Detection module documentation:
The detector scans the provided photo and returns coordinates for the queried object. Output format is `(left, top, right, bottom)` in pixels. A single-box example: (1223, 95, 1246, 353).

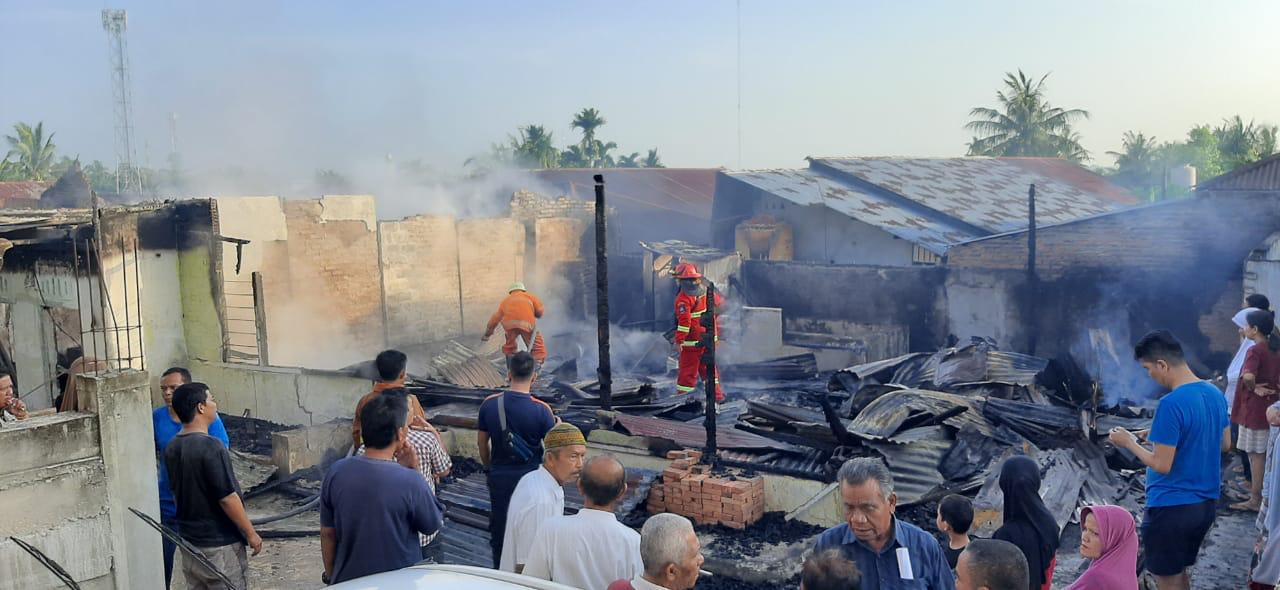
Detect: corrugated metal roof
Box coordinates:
(1197, 153, 1280, 191)
(638, 240, 739, 262)
(725, 168, 978, 255)
(985, 351, 1049, 385)
(811, 157, 1130, 235)
(867, 433, 951, 505)
(532, 168, 719, 219)
(848, 389, 995, 440)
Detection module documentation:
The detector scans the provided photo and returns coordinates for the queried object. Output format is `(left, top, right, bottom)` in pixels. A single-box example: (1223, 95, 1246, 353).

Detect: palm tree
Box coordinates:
(617, 152, 642, 168)
(643, 148, 664, 168)
(1107, 131, 1160, 198)
(4, 122, 58, 180)
(512, 125, 560, 169)
(965, 71, 1090, 161)
(1214, 116, 1259, 171)
(571, 108, 606, 145)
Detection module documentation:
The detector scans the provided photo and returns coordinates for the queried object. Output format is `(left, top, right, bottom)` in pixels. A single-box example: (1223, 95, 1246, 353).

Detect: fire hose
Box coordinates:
(246, 445, 353, 529)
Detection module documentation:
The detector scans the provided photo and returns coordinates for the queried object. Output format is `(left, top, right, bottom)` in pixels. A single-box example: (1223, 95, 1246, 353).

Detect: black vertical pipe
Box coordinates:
(593, 174, 612, 409)
(702, 280, 718, 464)
(1027, 183, 1038, 355)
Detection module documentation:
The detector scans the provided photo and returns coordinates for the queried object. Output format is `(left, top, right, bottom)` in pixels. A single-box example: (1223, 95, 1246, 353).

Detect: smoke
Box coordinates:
(1068, 283, 1162, 406)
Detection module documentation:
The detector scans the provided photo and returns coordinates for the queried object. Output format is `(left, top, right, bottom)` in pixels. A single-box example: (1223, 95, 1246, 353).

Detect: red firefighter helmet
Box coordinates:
(673, 262, 702, 279)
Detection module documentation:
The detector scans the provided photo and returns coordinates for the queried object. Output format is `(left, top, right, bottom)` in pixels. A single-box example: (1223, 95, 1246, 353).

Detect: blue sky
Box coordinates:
(2, 0, 1279, 180)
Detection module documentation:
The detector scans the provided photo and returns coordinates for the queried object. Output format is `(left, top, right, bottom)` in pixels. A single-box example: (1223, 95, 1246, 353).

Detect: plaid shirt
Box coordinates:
(358, 428, 452, 546)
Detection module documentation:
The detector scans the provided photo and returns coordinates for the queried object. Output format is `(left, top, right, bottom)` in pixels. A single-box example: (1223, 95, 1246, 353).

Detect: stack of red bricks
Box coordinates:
(646, 449, 765, 530)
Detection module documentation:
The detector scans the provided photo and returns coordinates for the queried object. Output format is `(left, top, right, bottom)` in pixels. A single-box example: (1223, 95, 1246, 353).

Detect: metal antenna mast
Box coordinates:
(102, 9, 143, 195)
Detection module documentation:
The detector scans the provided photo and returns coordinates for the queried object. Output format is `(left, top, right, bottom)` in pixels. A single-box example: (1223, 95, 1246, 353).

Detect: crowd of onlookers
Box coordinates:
(98, 290, 1280, 588)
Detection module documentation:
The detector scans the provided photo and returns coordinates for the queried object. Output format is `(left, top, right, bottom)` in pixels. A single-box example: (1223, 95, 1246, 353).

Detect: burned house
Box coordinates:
(947, 154, 1280, 384)
(712, 157, 1137, 265)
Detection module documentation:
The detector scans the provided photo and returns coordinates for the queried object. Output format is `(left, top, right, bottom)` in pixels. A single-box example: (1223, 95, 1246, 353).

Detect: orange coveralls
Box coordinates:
(674, 290, 724, 402)
(484, 291, 547, 363)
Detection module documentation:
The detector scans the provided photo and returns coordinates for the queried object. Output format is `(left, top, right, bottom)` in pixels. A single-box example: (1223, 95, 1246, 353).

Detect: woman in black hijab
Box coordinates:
(993, 455, 1061, 590)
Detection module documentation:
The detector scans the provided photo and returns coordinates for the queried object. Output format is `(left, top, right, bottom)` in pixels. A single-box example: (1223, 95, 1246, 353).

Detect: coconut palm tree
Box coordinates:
(1107, 131, 1160, 198)
(571, 108, 606, 145)
(643, 148, 664, 168)
(4, 122, 58, 180)
(617, 152, 642, 168)
(513, 125, 560, 169)
(965, 71, 1090, 161)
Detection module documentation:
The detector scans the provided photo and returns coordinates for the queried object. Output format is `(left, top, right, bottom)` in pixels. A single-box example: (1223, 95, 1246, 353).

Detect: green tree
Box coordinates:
(643, 148, 664, 168)
(4, 122, 59, 180)
(617, 152, 641, 168)
(1107, 131, 1160, 198)
(81, 160, 117, 193)
(965, 70, 1090, 161)
(568, 107, 618, 167)
(512, 125, 561, 169)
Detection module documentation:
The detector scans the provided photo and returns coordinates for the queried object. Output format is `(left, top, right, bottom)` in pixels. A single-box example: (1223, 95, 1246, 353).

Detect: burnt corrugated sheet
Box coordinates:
(848, 389, 994, 440)
(615, 413, 804, 453)
(867, 430, 952, 506)
(432, 342, 507, 388)
(718, 446, 832, 480)
(985, 351, 1049, 385)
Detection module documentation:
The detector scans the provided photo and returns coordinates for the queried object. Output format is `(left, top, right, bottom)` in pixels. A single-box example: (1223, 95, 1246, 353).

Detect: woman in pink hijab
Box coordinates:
(1066, 505, 1138, 590)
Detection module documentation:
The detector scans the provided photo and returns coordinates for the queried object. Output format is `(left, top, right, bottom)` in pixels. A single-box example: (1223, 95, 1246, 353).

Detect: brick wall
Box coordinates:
(379, 215, 464, 346)
(282, 197, 385, 357)
(510, 190, 597, 222)
(533, 217, 586, 292)
(457, 218, 526, 336)
(947, 192, 1280, 366)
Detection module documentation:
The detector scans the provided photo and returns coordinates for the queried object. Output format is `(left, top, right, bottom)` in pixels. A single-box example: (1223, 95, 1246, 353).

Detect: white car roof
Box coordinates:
(327, 564, 584, 590)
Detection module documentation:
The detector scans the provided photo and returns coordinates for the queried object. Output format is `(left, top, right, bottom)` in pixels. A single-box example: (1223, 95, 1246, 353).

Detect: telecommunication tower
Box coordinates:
(102, 9, 144, 195)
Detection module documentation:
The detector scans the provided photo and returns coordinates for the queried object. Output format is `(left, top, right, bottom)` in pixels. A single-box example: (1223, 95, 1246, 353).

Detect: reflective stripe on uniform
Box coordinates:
(690, 311, 704, 318)
(676, 384, 697, 393)
(676, 326, 691, 333)
(681, 341, 702, 347)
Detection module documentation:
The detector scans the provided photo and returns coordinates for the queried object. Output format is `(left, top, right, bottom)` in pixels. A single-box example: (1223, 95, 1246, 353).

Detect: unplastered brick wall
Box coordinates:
(458, 218, 525, 336)
(647, 449, 765, 530)
(534, 217, 586, 290)
(510, 190, 597, 222)
(282, 197, 385, 356)
(379, 215, 464, 346)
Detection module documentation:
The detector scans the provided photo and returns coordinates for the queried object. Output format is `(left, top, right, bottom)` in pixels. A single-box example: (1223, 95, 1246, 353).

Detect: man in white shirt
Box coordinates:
(609, 513, 704, 590)
(500, 422, 587, 573)
(523, 455, 642, 588)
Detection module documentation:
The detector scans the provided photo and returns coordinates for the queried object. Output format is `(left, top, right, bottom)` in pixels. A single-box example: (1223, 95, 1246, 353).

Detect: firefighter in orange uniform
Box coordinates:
(482, 282, 548, 364)
(672, 262, 724, 402)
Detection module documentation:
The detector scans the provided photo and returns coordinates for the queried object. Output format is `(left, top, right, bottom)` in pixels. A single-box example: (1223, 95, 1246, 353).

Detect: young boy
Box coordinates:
(937, 494, 974, 570)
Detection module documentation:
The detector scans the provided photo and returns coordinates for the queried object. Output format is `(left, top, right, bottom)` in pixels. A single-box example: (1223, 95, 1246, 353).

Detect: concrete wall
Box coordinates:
(740, 260, 948, 351)
(944, 269, 1025, 349)
(379, 215, 464, 346)
(192, 359, 371, 426)
(0, 370, 161, 590)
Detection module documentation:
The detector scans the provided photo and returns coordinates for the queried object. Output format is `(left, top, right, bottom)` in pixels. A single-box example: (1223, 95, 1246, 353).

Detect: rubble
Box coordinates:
(648, 449, 766, 530)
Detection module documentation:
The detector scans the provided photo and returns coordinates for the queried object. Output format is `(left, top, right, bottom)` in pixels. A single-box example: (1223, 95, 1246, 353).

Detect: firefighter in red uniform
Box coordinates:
(672, 262, 724, 402)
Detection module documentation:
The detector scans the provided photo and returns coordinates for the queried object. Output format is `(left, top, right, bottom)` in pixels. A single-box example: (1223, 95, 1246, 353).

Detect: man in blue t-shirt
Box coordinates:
(321, 392, 444, 585)
(1110, 330, 1230, 590)
(476, 351, 557, 568)
(153, 367, 229, 589)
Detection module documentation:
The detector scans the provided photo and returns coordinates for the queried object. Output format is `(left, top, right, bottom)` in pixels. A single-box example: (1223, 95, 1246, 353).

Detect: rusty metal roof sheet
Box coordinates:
(0, 181, 51, 204)
(848, 389, 995, 440)
(868, 433, 952, 506)
(614, 413, 803, 453)
(725, 168, 978, 255)
(811, 157, 1131, 235)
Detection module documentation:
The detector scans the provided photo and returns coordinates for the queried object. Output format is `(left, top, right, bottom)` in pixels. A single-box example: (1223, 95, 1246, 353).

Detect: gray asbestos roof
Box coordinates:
(726, 157, 1135, 254)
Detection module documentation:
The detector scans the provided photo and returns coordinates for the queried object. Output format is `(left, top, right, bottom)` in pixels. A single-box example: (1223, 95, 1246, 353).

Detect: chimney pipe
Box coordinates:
(594, 174, 612, 409)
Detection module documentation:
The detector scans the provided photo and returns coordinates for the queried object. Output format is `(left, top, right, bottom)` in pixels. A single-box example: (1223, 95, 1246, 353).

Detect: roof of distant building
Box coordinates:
(1197, 153, 1280, 192)
(530, 168, 719, 220)
(0, 181, 52, 205)
(723, 157, 1137, 254)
